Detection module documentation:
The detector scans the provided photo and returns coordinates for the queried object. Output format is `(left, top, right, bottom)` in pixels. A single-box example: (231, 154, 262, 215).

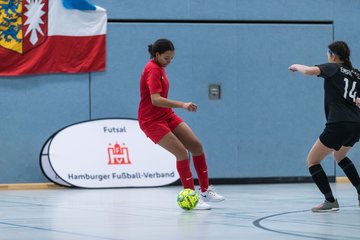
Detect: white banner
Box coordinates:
(40, 136, 72, 187)
(40, 119, 179, 188)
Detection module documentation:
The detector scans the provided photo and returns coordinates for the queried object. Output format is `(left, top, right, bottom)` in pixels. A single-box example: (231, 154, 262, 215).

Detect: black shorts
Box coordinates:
(319, 122, 360, 151)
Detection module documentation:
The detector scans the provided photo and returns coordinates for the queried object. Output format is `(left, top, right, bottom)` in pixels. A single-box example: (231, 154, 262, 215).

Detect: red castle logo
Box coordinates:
(107, 143, 131, 165)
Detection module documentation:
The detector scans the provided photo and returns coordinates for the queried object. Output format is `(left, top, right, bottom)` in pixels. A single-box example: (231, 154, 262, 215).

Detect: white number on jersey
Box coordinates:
(343, 78, 357, 101)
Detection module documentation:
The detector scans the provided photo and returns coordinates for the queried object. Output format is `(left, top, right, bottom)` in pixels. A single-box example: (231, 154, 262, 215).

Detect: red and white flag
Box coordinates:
(0, 0, 107, 76)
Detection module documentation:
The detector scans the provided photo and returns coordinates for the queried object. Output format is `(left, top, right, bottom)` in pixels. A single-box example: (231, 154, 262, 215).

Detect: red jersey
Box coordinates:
(138, 59, 174, 126)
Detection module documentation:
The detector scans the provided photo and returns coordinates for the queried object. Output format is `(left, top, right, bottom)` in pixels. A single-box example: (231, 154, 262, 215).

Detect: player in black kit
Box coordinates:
(289, 41, 360, 212)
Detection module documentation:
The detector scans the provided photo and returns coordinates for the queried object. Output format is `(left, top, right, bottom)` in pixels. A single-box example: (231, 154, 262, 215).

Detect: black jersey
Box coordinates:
(317, 63, 360, 123)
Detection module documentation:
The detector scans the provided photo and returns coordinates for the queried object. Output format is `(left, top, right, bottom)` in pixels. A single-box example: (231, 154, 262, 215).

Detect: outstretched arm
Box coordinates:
(150, 93, 198, 112)
(289, 64, 321, 76)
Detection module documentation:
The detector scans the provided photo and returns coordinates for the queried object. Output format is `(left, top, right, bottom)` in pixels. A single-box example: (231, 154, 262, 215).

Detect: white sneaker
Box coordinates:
(199, 185, 225, 202)
(194, 198, 211, 210)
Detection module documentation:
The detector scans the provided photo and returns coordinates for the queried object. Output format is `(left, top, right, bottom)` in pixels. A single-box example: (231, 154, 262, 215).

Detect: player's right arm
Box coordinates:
(151, 93, 197, 112)
(289, 64, 320, 75)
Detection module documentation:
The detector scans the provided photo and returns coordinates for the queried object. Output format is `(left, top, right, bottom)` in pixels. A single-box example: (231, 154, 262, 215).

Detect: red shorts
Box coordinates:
(140, 114, 184, 143)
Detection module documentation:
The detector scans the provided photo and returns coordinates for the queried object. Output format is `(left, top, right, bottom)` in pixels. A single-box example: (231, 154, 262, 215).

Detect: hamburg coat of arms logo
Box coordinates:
(0, 0, 48, 54)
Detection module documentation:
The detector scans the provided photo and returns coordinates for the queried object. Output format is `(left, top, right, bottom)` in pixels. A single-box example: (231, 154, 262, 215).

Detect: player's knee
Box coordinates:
(307, 157, 319, 168)
(333, 152, 346, 163)
(175, 148, 189, 160)
(189, 141, 203, 156)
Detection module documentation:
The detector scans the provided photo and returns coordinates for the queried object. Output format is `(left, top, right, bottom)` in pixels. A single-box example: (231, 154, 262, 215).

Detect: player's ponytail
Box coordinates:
(148, 44, 154, 57)
(148, 39, 175, 58)
(328, 41, 353, 69)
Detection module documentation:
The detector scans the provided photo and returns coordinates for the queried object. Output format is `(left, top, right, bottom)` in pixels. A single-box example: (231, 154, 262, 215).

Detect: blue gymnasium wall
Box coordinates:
(0, 0, 359, 183)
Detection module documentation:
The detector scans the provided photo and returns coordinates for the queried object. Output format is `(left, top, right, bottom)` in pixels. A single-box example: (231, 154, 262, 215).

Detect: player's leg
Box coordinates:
(157, 132, 211, 210)
(334, 123, 360, 206)
(142, 121, 196, 190)
(335, 147, 360, 206)
(172, 122, 203, 155)
(333, 146, 351, 163)
(157, 132, 194, 190)
(307, 138, 339, 212)
(141, 120, 210, 210)
(172, 122, 224, 202)
(172, 122, 206, 188)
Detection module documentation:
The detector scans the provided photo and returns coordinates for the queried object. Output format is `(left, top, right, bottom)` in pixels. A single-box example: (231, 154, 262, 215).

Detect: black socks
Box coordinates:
(309, 164, 335, 202)
(309, 157, 360, 202)
(338, 157, 360, 195)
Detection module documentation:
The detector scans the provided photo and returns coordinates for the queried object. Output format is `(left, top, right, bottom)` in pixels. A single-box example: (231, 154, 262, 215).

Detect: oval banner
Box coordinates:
(41, 118, 179, 188)
(40, 136, 72, 187)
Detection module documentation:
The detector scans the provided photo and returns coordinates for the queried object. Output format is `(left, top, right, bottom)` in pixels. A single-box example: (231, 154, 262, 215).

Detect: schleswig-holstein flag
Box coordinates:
(0, 0, 107, 76)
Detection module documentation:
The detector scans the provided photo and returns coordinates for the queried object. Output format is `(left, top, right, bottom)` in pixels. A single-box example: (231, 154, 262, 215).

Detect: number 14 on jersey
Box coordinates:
(343, 78, 357, 101)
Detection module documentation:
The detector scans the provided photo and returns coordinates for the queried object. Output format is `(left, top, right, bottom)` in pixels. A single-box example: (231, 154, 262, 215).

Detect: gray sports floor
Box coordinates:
(0, 183, 359, 240)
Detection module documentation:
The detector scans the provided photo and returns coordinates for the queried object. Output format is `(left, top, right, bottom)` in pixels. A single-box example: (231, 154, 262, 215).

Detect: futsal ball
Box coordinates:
(177, 188, 199, 210)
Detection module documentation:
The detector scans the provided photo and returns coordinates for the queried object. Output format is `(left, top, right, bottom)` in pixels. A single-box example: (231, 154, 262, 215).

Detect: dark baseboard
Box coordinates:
(169, 176, 336, 186)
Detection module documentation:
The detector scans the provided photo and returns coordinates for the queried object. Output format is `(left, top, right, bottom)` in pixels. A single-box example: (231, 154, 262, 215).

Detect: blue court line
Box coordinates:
(0, 199, 54, 207)
(0, 221, 124, 240)
(252, 206, 359, 240)
(0, 199, 126, 240)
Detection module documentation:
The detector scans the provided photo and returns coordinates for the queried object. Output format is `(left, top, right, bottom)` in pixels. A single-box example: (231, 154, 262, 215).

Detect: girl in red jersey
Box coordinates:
(289, 41, 360, 212)
(138, 39, 224, 210)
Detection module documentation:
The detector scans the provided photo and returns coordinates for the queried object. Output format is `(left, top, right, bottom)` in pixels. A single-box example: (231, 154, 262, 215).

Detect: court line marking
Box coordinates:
(0, 221, 124, 240)
(253, 206, 359, 240)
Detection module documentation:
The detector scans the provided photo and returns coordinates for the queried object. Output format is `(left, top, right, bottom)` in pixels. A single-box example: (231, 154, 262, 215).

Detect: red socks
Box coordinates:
(193, 153, 209, 192)
(176, 154, 209, 192)
(176, 159, 194, 190)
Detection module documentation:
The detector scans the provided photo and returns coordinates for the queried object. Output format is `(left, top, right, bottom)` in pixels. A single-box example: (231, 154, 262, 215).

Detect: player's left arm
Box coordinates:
(289, 64, 320, 75)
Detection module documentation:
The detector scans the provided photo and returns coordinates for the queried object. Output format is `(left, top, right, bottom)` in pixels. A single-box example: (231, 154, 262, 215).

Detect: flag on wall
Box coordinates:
(0, 0, 107, 76)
